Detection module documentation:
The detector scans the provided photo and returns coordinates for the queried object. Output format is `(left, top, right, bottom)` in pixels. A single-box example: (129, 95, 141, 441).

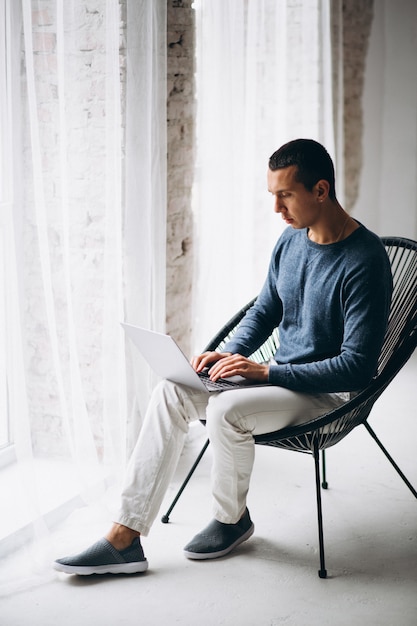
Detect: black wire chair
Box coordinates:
(161, 236, 417, 578)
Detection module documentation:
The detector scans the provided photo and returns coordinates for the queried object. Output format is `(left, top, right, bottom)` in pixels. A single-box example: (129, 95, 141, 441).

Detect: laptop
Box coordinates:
(121, 323, 270, 393)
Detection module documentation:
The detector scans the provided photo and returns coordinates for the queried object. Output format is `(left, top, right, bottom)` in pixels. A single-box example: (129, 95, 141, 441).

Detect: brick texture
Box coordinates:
(166, 0, 195, 355)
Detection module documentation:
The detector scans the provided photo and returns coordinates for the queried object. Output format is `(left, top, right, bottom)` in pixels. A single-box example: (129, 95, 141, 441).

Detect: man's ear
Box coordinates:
(315, 179, 330, 202)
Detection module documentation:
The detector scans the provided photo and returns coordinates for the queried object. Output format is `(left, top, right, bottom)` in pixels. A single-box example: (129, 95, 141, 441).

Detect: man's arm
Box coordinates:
(191, 280, 281, 382)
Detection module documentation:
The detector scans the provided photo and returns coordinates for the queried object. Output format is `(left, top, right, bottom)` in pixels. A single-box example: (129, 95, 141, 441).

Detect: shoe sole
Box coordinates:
(183, 523, 255, 560)
(53, 560, 148, 575)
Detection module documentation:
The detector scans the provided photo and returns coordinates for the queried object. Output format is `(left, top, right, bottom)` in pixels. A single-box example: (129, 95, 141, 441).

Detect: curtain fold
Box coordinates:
(192, 0, 338, 352)
(0, 0, 167, 593)
(124, 0, 167, 449)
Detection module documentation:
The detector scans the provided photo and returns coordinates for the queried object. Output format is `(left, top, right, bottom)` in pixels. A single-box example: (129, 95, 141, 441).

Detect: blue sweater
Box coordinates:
(224, 224, 393, 393)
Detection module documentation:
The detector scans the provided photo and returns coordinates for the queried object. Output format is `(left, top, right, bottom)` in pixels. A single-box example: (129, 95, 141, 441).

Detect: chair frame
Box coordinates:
(161, 236, 417, 578)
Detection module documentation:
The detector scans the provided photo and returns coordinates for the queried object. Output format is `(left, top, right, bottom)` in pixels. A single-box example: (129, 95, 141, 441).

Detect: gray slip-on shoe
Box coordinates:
(54, 537, 148, 575)
(184, 508, 254, 560)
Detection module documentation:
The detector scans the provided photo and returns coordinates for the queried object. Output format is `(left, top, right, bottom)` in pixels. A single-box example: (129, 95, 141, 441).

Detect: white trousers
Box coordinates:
(117, 380, 346, 535)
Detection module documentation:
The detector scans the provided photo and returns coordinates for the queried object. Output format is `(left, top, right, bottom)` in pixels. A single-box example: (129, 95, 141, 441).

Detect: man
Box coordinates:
(54, 139, 392, 575)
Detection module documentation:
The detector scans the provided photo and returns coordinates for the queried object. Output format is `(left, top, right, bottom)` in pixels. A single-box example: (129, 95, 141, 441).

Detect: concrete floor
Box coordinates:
(1, 354, 416, 626)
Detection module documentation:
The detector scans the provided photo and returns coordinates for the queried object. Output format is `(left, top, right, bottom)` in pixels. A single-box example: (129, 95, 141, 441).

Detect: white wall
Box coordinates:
(352, 0, 417, 239)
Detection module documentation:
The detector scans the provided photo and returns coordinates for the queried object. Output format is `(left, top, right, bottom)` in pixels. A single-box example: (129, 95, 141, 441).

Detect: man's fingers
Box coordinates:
(191, 351, 231, 372)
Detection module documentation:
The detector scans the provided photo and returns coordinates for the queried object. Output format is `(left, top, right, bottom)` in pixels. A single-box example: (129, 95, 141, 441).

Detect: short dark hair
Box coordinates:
(269, 139, 336, 200)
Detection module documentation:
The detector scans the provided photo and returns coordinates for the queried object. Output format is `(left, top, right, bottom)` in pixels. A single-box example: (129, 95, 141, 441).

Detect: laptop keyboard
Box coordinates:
(198, 371, 240, 390)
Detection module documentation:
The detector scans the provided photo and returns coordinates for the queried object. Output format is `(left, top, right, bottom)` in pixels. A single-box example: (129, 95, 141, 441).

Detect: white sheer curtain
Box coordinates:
(192, 0, 338, 350)
(124, 0, 167, 448)
(0, 0, 166, 593)
(352, 0, 417, 239)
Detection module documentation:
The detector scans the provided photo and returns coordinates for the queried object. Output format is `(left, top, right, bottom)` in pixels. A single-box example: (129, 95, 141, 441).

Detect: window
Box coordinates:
(0, 0, 12, 458)
(0, 228, 11, 452)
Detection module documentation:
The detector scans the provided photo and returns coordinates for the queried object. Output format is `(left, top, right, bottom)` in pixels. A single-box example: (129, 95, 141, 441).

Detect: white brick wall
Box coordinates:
(166, 0, 195, 356)
(341, 0, 374, 211)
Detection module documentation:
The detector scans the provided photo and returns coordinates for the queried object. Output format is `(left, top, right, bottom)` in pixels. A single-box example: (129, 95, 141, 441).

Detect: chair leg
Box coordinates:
(161, 438, 210, 523)
(363, 421, 417, 498)
(313, 439, 327, 579)
(321, 449, 328, 489)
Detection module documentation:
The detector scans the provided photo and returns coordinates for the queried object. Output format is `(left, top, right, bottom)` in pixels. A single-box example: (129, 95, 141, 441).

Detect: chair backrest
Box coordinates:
(253, 236, 417, 451)
(377, 237, 417, 381)
(205, 300, 279, 360)
(206, 237, 417, 450)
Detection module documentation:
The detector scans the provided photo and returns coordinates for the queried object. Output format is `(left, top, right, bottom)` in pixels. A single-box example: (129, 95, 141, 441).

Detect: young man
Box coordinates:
(54, 139, 392, 575)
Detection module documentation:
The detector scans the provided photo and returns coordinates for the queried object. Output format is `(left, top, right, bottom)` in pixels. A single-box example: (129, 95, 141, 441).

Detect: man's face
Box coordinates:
(267, 165, 321, 230)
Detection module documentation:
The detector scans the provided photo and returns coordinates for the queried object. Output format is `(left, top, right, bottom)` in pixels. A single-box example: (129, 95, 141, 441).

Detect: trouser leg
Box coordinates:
(206, 386, 346, 524)
(117, 380, 209, 535)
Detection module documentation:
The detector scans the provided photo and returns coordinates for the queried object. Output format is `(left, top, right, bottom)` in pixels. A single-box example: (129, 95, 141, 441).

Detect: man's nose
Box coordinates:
(274, 197, 283, 213)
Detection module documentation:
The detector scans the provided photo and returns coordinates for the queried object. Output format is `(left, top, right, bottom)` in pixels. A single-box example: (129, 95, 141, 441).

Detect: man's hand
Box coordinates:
(191, 352, 269, 382)
(191, 351, 232, 373)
